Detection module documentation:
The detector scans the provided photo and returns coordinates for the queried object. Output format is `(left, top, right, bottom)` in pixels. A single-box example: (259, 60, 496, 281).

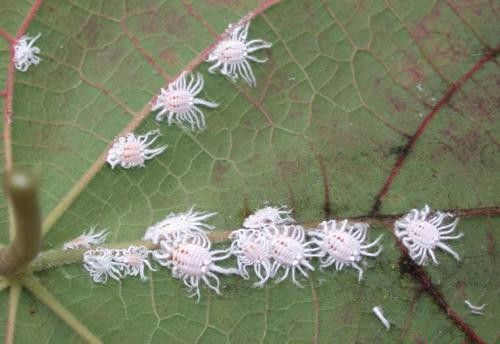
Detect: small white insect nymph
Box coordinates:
(229, 228, 272, 287)
(106, 129, 167, 169)
(243, 205, 294, 229)
(153, 234, 239, 301)
(143, 207, 216, 245)
(395, 205, 463, 265)
(14, 33, 41, 72)
(152, 72, 218, 131)
(309, 220, 383, 282)
(206, 21, 272, 87)
(63, 226, 108, 250)
(114, 246, 155, 281)
(83, 248, 123, 283)
(265, 224, 319, 287)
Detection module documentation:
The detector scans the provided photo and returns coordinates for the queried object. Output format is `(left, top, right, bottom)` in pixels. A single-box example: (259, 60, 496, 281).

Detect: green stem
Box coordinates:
(31, 240, 159, 272)
(22, 276, 103, 344)
(0, 171, 41, 276)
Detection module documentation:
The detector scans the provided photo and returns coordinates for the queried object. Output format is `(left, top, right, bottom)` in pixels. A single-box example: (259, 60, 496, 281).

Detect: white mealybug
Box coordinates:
(394, 205, 463, 265)
(106, 129, 167, 169)
(143, 207, 216, 244)
(243, 205, 294, 229)
(152, 72, 218, 131)
(153, 234, 239, 301)
(114, 246, 155, 281)
(14, 33, 41, 72)
(309, 220, 383, 282)
(265, 224, 318, 287)
(83, 248, 123, 283)
(62, 226, 108, 250)
(229, 228, 272, 287)
(206, 21, 272, 87)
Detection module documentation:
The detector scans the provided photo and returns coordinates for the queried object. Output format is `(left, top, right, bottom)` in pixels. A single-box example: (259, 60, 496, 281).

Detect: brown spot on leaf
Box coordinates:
(387, 95, 406, 112)
(487, 229, 495, 257)
(212, 160, 230, 186)
(160, 49, 179, 67)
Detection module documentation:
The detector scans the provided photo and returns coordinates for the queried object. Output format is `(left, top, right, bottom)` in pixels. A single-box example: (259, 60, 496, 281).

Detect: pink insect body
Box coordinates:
(163, 90, 194, 113)
(323, 231, 362, 264)
(405, 220, 439, 249)
(214, 40, 247, 64)
(265, 225, 318, 287)
(395, 205, 462, 265)
(229, 228, 271, 287)
(310, 220, 383, 281)
(153, 234, 238, 301)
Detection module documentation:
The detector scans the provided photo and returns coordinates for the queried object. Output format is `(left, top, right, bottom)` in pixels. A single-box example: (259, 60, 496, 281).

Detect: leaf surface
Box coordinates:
(0, 0, 499, 343)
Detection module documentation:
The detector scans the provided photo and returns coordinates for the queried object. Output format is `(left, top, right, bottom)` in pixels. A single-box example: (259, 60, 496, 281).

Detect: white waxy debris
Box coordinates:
(465, 300, 486, 315)
(372, 306, 390, 330)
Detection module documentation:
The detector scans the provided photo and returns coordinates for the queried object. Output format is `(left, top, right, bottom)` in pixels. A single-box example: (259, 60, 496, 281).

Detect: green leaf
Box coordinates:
(1, 0, 499, 343)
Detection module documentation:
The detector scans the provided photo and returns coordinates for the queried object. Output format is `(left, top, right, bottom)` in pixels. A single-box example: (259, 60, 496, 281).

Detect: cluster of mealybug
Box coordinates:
(15, 22, 271, 169)
(146, 209, 239, 301)
(229, 206, 384, 287)
(78, 204, 464, 302)
(100, 20, 271, 170)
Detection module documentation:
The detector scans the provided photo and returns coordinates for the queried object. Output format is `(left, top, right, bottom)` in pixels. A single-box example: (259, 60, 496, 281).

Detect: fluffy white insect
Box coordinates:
(243, 205, 294, 229)
(152, 72, 218, 131)
(83, 248, 123, 283)
(394, 205, 463, 265)
(206, 21, 272, 87)
(372, 306, 391, 330)
(114, 246, 155, 281)
(264, 224, 318, 287)
(62, 226, 108, 250)
(153, 234, 239, 301)
(106, 129, 167, 169)
(309, 220, 383, 281)
(14, 33, 41, 72)
(229, 228, 272, 287)
(143, 207, 216, 244)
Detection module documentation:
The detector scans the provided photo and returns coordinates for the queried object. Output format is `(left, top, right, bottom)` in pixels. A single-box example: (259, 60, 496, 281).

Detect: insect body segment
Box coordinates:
(229, 228, 272, 287)
(152, 72, 218, 131)
(206, 21, 272, 87)
(309, 220, 383, 281)
(394, 205, 463, 265)
(106, 130, 167, 169)
(265, 224, 319, 287)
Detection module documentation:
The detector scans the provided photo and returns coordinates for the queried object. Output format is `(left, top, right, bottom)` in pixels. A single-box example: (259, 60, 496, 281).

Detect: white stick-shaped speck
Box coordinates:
(372, 306, 390, 330)
(464, 300, 486, 315)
